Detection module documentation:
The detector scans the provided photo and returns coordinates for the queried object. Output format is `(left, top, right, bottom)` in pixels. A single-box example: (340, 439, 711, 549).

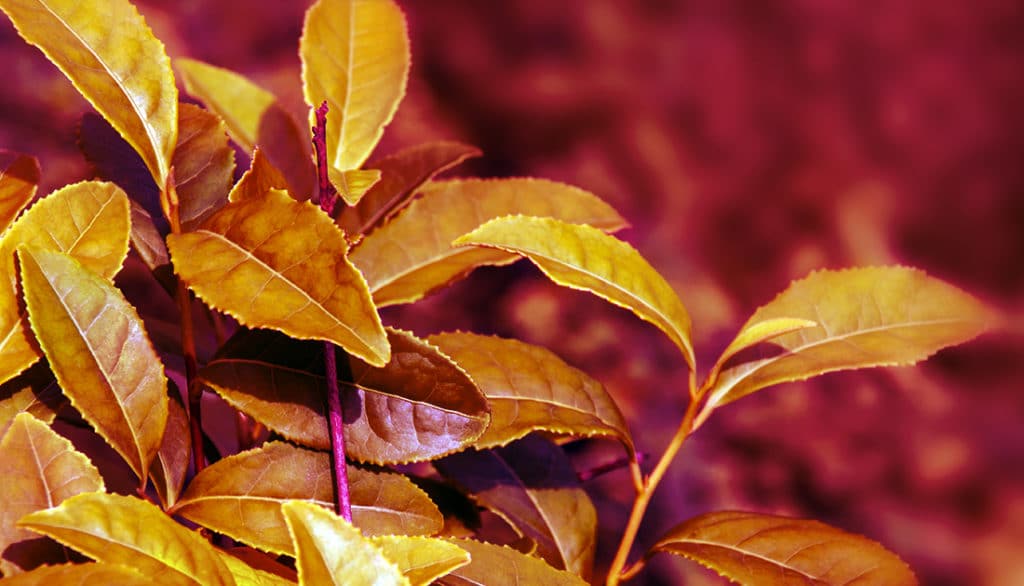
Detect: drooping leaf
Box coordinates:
(650, 510, 918, 585)
(19, 248, 168, 482)
(703, 317, 818, 392)
(170, 442, 442, 556)
(703, 267, 994, 410)
(428, 331, 632, 452)
(336, 141, 481, 238)
(435, 435, 597, 579)
(216, 551, 297, 586)
(328, 167, 381, 207)
(351, 178, 627, 307)
(0, 562, 151, 585)
(371, 535, 470, 586)
(0, 181, 132, 385)
(300, 0, 410, 171)
(228, 147, 289, 203)
(166, 189, 389, 366)
(174, 103, 235, 230)
(0, 413, 104, 575)
(19, 492, 235, 586)
(282, 500, 410, 586)
(456, 216, 695, 370)
(200, 328, 489, 464)
(128, 200, 170, 272)
(437, 539, 587, 586)
(0, 362, 63, 439)
(0, 151, 39, 234)
(0, 0, 177, 186)
(149, 388, 190, 509)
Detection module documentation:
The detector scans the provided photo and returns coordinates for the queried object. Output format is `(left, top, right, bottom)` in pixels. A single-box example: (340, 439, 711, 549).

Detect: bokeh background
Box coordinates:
(2, 1, 1022, 584)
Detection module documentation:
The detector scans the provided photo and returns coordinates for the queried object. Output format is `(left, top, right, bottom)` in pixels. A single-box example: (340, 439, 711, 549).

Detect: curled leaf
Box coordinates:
(19, 492, 234, 586)
(351, 178, 626, 307)
(650, 510, 918, 585)
(455, 216, 695, 370)
(0, 151, 39, 235)
(228, 147, 289, 203)
(371, 535, 470, 586)
(329, 167, 381, 207)
(0, 0, 177, 185)
(437, 539, 587, 586)
(170, 442, 442, 556)
(149, 389, 190, 509)
(703, 317, 819, 393)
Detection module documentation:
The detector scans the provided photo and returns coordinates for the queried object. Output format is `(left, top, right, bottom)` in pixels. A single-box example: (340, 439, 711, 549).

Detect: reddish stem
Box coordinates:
(312, 101, 338, 215)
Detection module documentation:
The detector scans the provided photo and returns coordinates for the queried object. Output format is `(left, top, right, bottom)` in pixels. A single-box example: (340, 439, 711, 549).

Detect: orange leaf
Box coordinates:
(174, 103, 235, 230)
(437, 539, 587, 586)
(0, 151, 39, 235)
(149, 389, 190, 509)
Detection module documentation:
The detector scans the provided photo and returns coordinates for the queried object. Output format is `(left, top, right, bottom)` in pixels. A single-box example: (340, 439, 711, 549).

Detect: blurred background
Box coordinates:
(2, 1, 1022, 584)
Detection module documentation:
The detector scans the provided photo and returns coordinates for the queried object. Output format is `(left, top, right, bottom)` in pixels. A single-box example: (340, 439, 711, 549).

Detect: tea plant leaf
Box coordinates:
(149, 390, 190, 509)
(0, 413, 104, 575)
(228, 147, 289, 203)
(0, 562, 151, 585)
(128, 200, 170, 272)
(435, 435, 597, 579)
(19, 248, 168, 482)
(437, 539, 587, 586)
(328, 167, 381, 206)
(200, 329, 490, 464)
(455, 216, 695, 370)
(337, 141, 481, 238)
(428, 331, 633, 452)
(216, 551, 296, 586)
(704, 267, 994, 410)
(19, 492, 235, 586)
(0, 0, 177, 186)
(170, 442, 443, 556)
(0, 151, 39, 234)
(0, 181, 131, 385)
(650, 510, 918, 585)
(351, 178, 627, 307)
(370, 535, 470, 586)
(166, 189, 389, 366)
(282, 500, 410, 586)
(300, 0, 410, 172)
(175, 103, 235, 230)
(0, 362, 63, 439)
(704, 317, 819, 391)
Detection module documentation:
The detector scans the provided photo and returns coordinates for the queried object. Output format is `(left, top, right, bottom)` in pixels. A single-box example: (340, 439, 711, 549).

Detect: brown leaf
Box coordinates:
(0, 151, 39, 235)
(174, 103, 235, 230)
(149, 388, 190, 509)
(0, 362, 63, 439)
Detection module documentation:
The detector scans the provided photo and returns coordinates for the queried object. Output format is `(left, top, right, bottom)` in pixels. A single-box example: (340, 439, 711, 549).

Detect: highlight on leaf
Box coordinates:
(438, 538, 588, 586)
(0, 151, 40, 235)
(650, 510, 918, 585)
(371, 535, 470, 586)
(455, 215, 696, 370)
(0, 0, 178, 186)
(351, 178, 627, 307)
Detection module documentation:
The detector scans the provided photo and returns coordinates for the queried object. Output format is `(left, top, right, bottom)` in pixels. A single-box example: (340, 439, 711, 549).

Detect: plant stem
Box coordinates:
(323, 343, 353, 520)
(605, 372, 702, 585)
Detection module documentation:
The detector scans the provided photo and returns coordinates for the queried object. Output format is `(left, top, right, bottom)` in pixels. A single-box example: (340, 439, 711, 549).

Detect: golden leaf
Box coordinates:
(437, 539, 587, 586)
(216, 551, 296, 586)
(703, 317, 818, 393)
(0, 562, 150, 585)
(149, 390, 190, 509)
(371, 536, 470, 586)
(175, 103, 235, 230)
(329, 167, 381, 206)
(0, 151, 39, 235)
(228, 147, 289, 203)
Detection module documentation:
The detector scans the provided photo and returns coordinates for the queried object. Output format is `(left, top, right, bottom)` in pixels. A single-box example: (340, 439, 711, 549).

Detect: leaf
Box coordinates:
(703, 317, 819, 392)
(0, 362, 63, 439)
(0, 181, 131, 385)
(174, 103, 235, 230)
(336, 141, 481, 238)
(128, 200, 170, 272)
(228, 147, 289, 203)
(19, 248, 168, 482)
(351, 178, 627, 307)
(169, 442, 443, 556)
(328, 167, 381, 207)
(200, 328, 489, 464)
(166, 189, 389, 366)
(650, 510, 918, 585)
(437, 539, 587, 586)
(281, 500, 410, 586)
(19, 492, 235, 586)
(149, 388, 190, 509)
(78, 112, 160, 217)
(370, 535, 470, 586)
(456, 216, 695, 370)
(0, 0, 177, 186)
(216, 551, 296, 586)
(704, 267, 994, 410)
(0, 562, 151, 585)
(428, 331, 632, 452)
(0, 413, 104, 575)
(0, 151, 39, 235)
(435, 435, 597, 579)
(300, 0, 410, 171)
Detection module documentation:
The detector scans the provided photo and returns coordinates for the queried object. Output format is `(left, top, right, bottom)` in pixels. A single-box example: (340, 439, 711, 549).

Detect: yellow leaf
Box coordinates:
(19, 492, 235, 586)
(337, 141, 481, 239)
(0, 362, 63, 439)
(704, 267, 994, 410)
(651, 510, 918, 585)
(0, 181, 130, 386)
(301, 0, 410, 171)
(149, 390, 190, 509)
(0, 151, 39, 235)
(281, 500, 410, 586)
(0, 0, 177, 186)
(428, 331, 633, 452)
(170, 442, 442, 556)
(166, 189, 389, 366)
(328, 167, 381, 206)
(455, 216, 696, 370)
(351, 178, 627, 307)
(216, 551, 296, 586)
(437, 539, 587, 586)
(175, 103, 235, 230)
(228, 147, 289, 203)
(0, 562, 151, 585)
(702, 317, 818, 393)
(370, 536, 470, 586)
(19, 248, 168, 482)
(0, 413, 104, 575)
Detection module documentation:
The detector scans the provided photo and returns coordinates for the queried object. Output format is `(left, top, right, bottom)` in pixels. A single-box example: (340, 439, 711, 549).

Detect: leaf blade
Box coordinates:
(0, 151, 40, 234)
(0, 562, 151, 586)
(437, 539, 587, 586)
(175, 103, 235, 230)
(371, 535, 470, 586)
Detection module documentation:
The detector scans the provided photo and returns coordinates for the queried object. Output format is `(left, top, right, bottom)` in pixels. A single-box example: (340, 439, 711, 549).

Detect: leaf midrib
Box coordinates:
(665, 537, 829, 583)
